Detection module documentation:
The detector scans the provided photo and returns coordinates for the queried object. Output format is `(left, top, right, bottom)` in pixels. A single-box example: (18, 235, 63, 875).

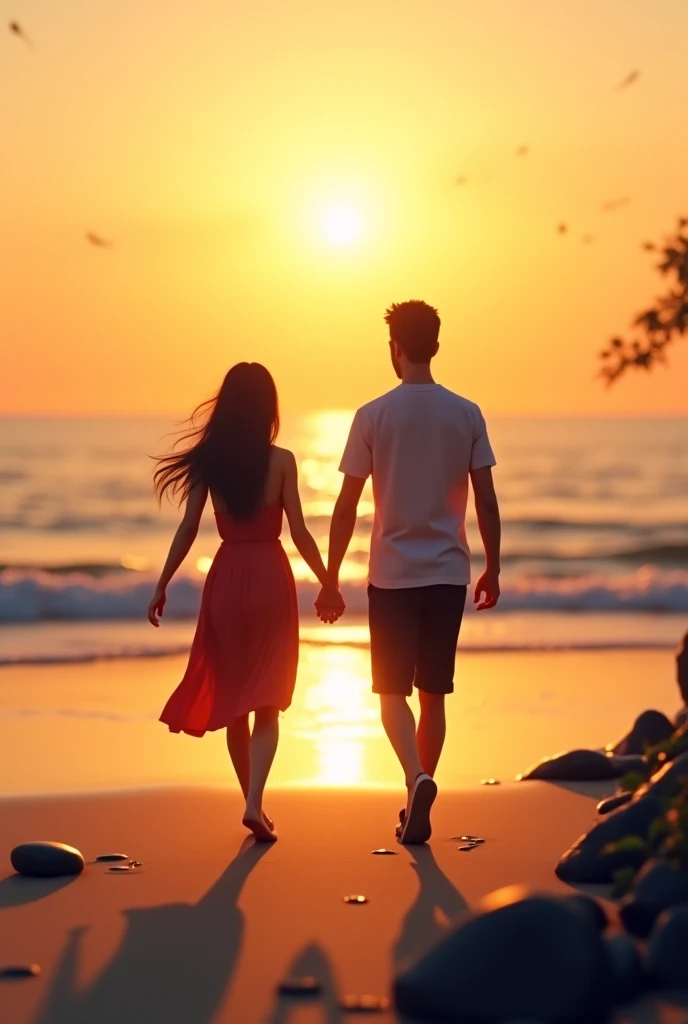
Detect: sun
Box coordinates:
(320, 204, 363, 245)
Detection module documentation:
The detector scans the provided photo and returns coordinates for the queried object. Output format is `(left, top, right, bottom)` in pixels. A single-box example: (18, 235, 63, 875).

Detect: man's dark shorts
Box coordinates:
(368, 584, 468, 696)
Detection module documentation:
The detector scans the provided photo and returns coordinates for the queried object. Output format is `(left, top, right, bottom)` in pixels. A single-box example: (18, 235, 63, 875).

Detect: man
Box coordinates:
(317, 300, 501, 844)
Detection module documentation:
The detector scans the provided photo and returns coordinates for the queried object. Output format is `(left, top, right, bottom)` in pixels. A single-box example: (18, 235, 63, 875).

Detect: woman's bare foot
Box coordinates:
(263, 812, 275, 831)
(243, 810, 277, 842)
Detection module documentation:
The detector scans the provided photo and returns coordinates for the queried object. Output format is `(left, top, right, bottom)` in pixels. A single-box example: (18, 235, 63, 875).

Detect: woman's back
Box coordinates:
(210, 446, 289, 543)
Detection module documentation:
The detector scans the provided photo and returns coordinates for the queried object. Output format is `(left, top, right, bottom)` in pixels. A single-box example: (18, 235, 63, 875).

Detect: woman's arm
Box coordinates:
(147, 483, 208, 626)
(281, 451, 344, 617)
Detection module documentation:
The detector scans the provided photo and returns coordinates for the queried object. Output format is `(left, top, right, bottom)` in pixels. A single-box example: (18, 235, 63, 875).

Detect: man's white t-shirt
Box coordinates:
(339, 384, 496, 589)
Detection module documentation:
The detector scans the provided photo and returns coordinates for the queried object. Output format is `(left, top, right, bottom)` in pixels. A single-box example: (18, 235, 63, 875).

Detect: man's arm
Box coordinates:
(470, 466, 501, 610)
(315, 475, 366, 621)
(328, 475, 366, 583)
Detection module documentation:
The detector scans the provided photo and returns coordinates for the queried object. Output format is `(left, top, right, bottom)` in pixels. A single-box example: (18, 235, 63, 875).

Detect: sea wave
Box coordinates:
(2, 566, 688, 623)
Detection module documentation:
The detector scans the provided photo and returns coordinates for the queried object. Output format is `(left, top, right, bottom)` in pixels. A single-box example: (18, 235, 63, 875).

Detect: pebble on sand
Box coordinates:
(480, 778, 500, 786)
(0, 964, 41, 980)
(277, 976, 322, 996)
(95, 853, 129, 862)
(10, 841, 84, 878)
(371, 849, 398, 855)
(459, 844, 479, 852)
(343, 894, 368, 904)
(339, 993, 390, 1012)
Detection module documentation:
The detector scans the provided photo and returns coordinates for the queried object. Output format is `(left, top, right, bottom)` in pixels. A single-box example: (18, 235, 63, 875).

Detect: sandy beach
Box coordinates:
(2, 784, 687, 1024)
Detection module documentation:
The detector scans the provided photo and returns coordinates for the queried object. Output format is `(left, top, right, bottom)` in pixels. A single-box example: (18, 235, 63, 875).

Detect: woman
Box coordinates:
(148, 363, 343, 841)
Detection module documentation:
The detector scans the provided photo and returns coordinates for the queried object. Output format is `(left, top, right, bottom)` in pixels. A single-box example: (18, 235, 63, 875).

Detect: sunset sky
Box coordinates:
(2, 0, 688, 416)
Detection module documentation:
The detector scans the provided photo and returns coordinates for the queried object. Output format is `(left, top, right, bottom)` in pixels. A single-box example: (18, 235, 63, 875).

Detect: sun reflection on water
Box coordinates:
(291, 645, 382, 786)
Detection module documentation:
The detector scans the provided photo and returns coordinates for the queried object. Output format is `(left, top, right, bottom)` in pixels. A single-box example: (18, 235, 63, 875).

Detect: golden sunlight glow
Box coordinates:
(120, 554, 150, 571)
(196, 556, 213, 575)
(297, 647, 382, 785)
(320, 204, 363, 245)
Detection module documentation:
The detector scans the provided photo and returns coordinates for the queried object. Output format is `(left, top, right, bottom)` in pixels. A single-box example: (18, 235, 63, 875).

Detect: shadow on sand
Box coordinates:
(393, 844, 469, 968)
(0, 873, 78, 910)
(263, 942, 343, 1024)
(34, 837, 271, 1024)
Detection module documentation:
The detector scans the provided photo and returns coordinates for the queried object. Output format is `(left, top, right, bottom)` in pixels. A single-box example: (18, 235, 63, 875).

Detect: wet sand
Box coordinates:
(0, 647, 678, 796)
(2, 785, 687, 1023)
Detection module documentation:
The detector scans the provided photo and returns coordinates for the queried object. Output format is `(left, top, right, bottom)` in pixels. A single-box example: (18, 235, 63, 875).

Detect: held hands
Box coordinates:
(315, 580, 346, 624)
(474, 568, 500, 611)
(147, 585, 166, 627)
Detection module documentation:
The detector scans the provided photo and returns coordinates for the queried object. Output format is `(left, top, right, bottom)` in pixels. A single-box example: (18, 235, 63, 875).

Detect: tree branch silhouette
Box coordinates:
(600, 216, 688, 384)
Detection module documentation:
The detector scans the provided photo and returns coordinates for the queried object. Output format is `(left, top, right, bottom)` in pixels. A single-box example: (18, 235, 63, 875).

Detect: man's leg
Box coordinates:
(379, 694, 424, 788)
(417, 691, 446, 778)
(415, 584, 468, 779)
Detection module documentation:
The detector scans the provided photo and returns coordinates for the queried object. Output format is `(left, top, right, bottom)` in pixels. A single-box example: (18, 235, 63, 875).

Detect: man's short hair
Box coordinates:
(384, 300, 441, 363)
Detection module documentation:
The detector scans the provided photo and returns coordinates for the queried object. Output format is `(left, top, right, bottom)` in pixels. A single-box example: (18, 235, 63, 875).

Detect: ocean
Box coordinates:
(1, 414, 687, 666)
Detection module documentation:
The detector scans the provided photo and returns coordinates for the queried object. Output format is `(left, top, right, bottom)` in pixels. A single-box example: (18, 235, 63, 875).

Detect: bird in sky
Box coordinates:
(557, 223, 568, 235)
(600, 197, 631, 212)
(85, 232, 113, 249)
(9, 20, 33, 46)
(516, 145, 529, 156)
(615, 70, 640, 92)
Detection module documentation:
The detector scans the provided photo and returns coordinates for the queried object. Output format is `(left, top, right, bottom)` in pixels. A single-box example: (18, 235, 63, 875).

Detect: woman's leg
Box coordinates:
(244, 706, 280, 823)
(226, 715, 250, 798)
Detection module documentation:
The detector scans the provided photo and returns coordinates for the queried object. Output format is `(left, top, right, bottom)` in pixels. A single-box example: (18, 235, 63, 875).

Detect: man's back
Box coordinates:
(340, 383, 496, 588)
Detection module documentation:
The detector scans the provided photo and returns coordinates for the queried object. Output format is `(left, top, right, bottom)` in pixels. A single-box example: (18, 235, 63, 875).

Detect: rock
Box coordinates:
(343, 895, 368, 904)
(0, 964, 41, 979)
(458, 844, 479, 852)
(561, 894, 608, 933)
(555, 796, 661, 884)
(394, 889, 614, 1023)
(480, 778, 500, 785)
(10, 842, 84, 878)
(634, 752, 688, 803)
(371, 848, 397, 855)
(517, 749, 619, 782)
(597, 792, 632, 816)
(95, 853, 128, 862)
(647, 903, 688, 989)
(619, 860, 688, 938)
(277, 976, 321, 996)
(605, 934, 645, 1003)
(610, 710, 676, 757)
(607, 754, 649, 777)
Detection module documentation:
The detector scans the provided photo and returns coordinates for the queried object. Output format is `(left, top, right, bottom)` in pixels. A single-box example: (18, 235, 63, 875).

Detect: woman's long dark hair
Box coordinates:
(154, 363, 280, 520)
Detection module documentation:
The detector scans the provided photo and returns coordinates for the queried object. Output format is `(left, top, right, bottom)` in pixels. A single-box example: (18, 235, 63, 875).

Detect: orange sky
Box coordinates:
(2, 0, 687, 416)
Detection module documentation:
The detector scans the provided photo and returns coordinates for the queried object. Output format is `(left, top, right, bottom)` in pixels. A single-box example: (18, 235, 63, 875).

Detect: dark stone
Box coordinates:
(555, 796, 661, 884)
(597, 792, 632, 816)
(561, 894, 608, 933)
(0, 964, 41, 980)
(277, 976, 321, 996)
(95, 853, 128, 862)
(607, 755, 649, 777)
(634, 752, 688, 803)
(10, 842, 84, 878)
(339, 994, 390, 1012)
(394, 890, 614, 1023)
(517, 749, 619, 782)
(619, 860, 688, 938)
(605, 934, 645, 1004)
(109, 865, 132, 872)
(610, 710, 676, 756)
(455, 835, 485, 843)
(343, 895, 368, 904)
(371, 849, 397, 855)
(647, 903, 688, 989)
(459, 844, 479, 852)
(129, 860, 142, 868)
